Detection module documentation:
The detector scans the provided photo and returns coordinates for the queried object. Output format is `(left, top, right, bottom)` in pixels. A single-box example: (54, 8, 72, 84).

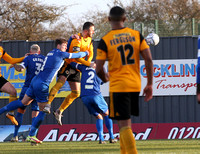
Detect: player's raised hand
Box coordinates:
(24, 52, 34, 57)
(143, 84, 153, 102)
(71, 34, 80, 40)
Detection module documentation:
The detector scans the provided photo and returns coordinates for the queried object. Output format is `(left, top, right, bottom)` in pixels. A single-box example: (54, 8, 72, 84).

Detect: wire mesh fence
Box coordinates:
(93, 18, 200, 39)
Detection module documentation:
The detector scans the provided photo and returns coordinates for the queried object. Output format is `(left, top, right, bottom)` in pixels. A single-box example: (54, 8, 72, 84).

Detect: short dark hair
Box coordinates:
(82, 22, 94, 30)
(109, 6, 126, 21)
(55, 38, 67, 47)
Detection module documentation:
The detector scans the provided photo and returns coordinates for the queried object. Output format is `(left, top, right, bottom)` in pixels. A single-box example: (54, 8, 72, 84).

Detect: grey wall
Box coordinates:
(0, 36, 199, 125)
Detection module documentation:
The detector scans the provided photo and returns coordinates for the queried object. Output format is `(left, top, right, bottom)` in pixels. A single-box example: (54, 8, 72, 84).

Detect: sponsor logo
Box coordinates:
(141, 63, 196, 78)
(42, 128, 152, 141)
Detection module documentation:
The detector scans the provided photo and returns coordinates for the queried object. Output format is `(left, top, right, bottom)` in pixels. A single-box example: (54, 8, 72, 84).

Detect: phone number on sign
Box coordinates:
(168, 127, 200, 139)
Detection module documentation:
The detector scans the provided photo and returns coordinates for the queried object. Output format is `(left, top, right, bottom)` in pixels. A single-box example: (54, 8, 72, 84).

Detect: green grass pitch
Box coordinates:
(0, 139, 200, 154)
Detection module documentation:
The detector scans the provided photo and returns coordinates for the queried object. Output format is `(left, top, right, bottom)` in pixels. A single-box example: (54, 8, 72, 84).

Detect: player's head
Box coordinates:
(55, 38, 68, 52)
(108, 6, 126, 28)
(82, 22, 95, 37)
(30, 44, 40, 54)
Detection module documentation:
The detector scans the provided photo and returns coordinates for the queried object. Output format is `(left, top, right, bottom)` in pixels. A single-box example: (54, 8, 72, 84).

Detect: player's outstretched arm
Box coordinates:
(70, 62, 78, 69)
(75, 58, 91, 66)
(9, 64, 24, 72)
(141, 48, 153, 102)
(96, 60, 109, 83)
(3, 52, 24, 64)
(68, 51, 89, 59)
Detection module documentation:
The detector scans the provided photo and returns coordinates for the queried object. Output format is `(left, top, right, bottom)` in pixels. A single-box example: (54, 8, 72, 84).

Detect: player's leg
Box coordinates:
(0, 94, 33, 115)
(44, 77, 66, 113)
(118, 119, 137, 154)
(81, 96, 105, 144)
(31, 101, 39, 123)
(11, 108, 26, 142)
(94, 94, 116, 143)
(54, 69, 81, 125)
(12, 86, 30, 141)
(59, 81, 80, 112)
(25, 100, 39, 142)
(43, 62, 69, 113)
(110, 92, 138, 154)
(54, 81, 80, 125)
(0, 77, 18, 125)
(103, 113, 117, 143)
(119, 134, 127, 154)
(96, 114, 105, 144)
(27, 81, 48, 144)
(28, 104, 45, 144)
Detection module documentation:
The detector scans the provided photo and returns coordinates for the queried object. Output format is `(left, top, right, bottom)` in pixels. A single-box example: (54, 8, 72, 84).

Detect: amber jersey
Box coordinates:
(65, 33, 93, 65)
(0, 46, 24, 77)
(96, 27, 149, 92)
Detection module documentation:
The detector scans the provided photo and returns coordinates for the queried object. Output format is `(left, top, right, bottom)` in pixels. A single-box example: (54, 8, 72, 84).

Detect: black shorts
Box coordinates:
(109, 92, 139, 120)
(57, 63, 81, 82)
(0, 76, 8, 90)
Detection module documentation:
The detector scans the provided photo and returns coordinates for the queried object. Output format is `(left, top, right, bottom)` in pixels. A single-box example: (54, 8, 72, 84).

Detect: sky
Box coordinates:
(39, 0, 129, 24)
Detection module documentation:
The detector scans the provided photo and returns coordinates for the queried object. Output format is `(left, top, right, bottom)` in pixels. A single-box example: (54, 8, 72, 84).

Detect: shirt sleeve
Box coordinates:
(70, 62, 84, 72)
(72, 39, 81, 52)
(66, 36, 73, 52)
(140, 33, 150, 51)
(63, 52, 88, 59)
(87, 42, 94, 62)
(0, 46, 5, 56)
(96, 39, 107, 60)
(2, 52, 24, 64)
(97, 76, 104, 85)
(75, 58, 91, 66)
(20, 56, 28, 69)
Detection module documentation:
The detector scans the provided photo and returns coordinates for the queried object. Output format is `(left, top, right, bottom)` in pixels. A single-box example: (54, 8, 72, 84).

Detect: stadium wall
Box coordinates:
(0, 36, 199, 126)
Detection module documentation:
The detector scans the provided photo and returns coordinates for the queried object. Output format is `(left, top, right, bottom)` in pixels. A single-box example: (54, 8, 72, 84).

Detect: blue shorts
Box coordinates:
(19, 86, 39, 111)
(81, 94, 108, 117)
(26, 78, 49, 103)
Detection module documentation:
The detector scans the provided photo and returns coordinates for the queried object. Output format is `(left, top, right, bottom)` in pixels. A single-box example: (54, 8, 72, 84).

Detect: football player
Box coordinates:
(70, 61, 117, 144)
(44, 22, 95, 126)
(0, 46, 25, 125)
(9, 44, 45, 142)
(96, 6, 153, 153)
(0, 38, 88, 144)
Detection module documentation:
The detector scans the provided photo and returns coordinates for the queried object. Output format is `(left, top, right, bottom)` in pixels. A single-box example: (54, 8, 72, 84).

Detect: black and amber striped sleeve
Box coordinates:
(140, 33, 150, 51)
(96, 39, 107, 60)
(0, 46, 5, 57)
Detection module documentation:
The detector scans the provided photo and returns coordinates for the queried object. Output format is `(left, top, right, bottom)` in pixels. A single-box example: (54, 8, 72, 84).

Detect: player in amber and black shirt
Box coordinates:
(44, 22, 95, 126)
(0, 46, 25, 126)
(96, 6, 153, 154)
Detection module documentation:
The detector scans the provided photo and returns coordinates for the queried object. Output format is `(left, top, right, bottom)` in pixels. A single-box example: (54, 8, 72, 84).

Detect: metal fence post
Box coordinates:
(192, 18, 195, 35)
(132, 22, 135, 29)
(141, 23, 144, 35)
(155, 20, 158, 34)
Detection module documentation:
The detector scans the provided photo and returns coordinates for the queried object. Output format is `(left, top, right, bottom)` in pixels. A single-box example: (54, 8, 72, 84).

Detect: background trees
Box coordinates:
(0, 0, 67, 41)
(1, 0, 200, 41)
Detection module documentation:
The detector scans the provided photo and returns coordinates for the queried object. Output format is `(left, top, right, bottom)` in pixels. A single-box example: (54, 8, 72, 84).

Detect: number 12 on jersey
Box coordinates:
(117, 44, 135, 65)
